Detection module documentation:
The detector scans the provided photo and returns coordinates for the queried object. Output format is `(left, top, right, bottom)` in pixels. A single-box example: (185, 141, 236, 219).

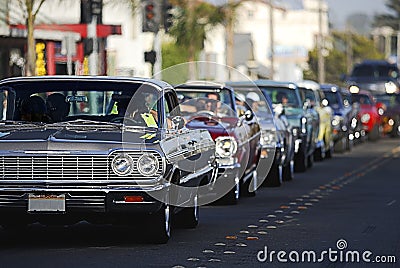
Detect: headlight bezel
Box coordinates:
(137, 153, 160, 177)
(215, 136, 238, 158)
(361, 113, 371, 123)
(111, 153, 135, 176)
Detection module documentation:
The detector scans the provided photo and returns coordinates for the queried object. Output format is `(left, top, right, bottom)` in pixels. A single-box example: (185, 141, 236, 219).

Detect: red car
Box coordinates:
(350, 87, 382, 141)
(175, 82, 261, 204)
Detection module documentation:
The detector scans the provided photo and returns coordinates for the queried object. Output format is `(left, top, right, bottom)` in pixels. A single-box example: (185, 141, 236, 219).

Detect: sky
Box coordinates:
(324, 0, 390, 29)
(211, 0, 391, 30)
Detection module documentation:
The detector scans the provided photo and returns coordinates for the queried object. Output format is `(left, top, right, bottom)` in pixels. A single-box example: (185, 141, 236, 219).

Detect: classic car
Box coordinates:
(339, 87, 364, 144)
(375, 93, 400, 137)
(0, 76, 216, 243)
(250, 80, 317, 172)
(350, 86, 382, 141)
(175, 81, 261, 204)
(226, 81, 295, 187)
(297, 80, 333, 161)
(320, 84, 357, 152)
(343, 60, 400, 95)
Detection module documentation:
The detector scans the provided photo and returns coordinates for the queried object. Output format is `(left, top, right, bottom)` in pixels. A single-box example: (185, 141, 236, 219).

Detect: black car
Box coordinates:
(248, 80, 317, 173)
(0, 76, 216, 243)
(344, 60, 400, 95)
(321, 84, 357, 152)
(226, 81, 295, 187)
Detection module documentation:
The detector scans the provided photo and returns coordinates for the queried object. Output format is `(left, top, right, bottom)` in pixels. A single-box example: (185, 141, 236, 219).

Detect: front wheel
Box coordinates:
(263, 163, 282, 187)
(282, 160, 294, 181)
(294, 150, 307, 173)
(369, 124, 380, 141)
(176, 194, 199, 229)
(148, 204, 171, 244)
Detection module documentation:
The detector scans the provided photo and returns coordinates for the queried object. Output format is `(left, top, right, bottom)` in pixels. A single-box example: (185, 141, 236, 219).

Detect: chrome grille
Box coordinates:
(0, 152, 163, 181)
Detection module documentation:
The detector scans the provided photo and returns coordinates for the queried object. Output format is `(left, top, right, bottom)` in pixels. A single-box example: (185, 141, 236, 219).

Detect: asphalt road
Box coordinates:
(0, 138, 399, 268)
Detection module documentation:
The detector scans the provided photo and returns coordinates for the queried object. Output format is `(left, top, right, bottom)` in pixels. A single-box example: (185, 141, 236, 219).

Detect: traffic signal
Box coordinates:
(144, 50, 156, 65)
(163, 0, 174, 32)
(142, 0, 160, 33)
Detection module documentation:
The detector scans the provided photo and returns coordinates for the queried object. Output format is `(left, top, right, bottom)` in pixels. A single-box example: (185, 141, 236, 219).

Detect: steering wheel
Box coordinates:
(196, 110, 215, 116)
(110, 117, 140, 125)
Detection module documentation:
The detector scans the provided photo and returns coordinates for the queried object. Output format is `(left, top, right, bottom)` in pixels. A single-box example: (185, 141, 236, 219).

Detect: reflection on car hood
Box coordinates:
(185, 116, 238, 138)
(0, 127, 161, 145)
(257, 117, 275, 131)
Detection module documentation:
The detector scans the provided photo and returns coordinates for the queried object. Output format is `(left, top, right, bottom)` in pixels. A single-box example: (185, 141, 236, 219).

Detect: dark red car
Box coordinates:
(175, 82, 261, 204)
(350, 87, 382, 141)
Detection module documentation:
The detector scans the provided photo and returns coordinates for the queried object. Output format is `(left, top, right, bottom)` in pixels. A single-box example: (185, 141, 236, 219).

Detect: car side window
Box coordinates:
(164, 91, 181, 129)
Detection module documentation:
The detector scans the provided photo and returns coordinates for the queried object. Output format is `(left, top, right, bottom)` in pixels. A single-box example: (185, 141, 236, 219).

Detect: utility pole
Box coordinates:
(88, 15, 98, 75)
(226, 0, 235, 77)
(317, 0, 325, 84)
(269, 0, 275, 80)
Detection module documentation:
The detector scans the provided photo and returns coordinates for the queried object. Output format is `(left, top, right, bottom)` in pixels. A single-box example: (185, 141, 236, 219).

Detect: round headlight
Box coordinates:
(361, 113, 370, 123)
(112, 153, 134, 176)
(215, 137, 238, 158)
(137, 153, 159, 176)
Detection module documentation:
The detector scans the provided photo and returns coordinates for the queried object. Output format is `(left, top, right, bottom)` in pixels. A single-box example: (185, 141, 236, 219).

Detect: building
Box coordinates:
(203, 0, 329, 82)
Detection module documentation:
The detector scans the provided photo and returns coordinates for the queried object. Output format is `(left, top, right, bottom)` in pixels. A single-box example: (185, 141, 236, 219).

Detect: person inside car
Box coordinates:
(20, 95, 49, 122)
(46, 93, 70, 122)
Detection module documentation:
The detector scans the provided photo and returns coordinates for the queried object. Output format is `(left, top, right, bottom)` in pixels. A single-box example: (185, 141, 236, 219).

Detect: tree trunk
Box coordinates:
(26, 2, 36, 76)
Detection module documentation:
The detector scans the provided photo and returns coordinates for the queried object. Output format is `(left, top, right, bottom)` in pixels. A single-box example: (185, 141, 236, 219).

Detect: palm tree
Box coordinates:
(168, 0, 225, 77)
(373, 0, 400, 30)
(16, 0, 47, 76)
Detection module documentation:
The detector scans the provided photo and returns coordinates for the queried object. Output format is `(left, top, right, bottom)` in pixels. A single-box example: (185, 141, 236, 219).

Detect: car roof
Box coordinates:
(226, 80, 298, 89)
(320, 84, 341, 92)
(296, 80, 320, 90)
(0, 75, 172, 91)
(175, 80, 230, 91)
(357, 60, 397, 67)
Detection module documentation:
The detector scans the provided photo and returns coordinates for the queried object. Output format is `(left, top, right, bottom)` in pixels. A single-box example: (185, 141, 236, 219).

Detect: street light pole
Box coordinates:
(269, 0, 275, 80)
(317, 0, 325, 84)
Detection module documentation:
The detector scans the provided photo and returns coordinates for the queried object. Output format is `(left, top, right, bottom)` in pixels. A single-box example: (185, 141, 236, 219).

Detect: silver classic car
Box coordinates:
(0, 76, 216, 243)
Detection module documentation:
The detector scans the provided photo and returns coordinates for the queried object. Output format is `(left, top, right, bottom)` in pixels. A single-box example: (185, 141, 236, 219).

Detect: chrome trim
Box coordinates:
(0, 183, 169, 192)
(179, 165, 214, 184)
(113, 200, 157, 204)
(0, 150, 165, 182)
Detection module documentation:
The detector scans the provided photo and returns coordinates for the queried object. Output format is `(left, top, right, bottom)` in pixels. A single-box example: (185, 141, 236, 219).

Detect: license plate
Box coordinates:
(28, 194, 66, 212)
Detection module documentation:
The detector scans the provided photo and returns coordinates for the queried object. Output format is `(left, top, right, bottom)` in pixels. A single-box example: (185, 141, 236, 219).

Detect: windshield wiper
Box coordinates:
(51, 119, 158, 132)
(0, 120, 46, 129)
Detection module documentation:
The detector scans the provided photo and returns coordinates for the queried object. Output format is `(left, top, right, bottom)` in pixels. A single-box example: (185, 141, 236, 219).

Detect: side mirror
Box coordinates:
(273, 104, 284, 117)
(171, 116, 185, 130)
(303, 100, 312, 110)
(237, 110, 254, 126)
(244, 110, 254, 121)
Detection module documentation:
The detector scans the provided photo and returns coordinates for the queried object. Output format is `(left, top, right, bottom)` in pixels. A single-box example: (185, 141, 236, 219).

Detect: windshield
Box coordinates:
(232, 88, 272, 120)
(324, 91, 340, 109)
(375, 94, 400, 108)
(351, 64, 399, 79)
(176, 88, 236, 118)
(352, 94, 372, 105)
(0, 80, 161, 128)
(260, 86, 301, 109)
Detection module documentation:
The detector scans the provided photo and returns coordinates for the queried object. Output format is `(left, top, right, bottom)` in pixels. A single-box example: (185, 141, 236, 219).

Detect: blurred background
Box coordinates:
(0, 0, 398, 85)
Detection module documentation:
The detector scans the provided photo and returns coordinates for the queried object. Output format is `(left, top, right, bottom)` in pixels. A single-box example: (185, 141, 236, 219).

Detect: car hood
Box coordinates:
(0, 126, 161, 152)
(185, 116, 238, 139)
